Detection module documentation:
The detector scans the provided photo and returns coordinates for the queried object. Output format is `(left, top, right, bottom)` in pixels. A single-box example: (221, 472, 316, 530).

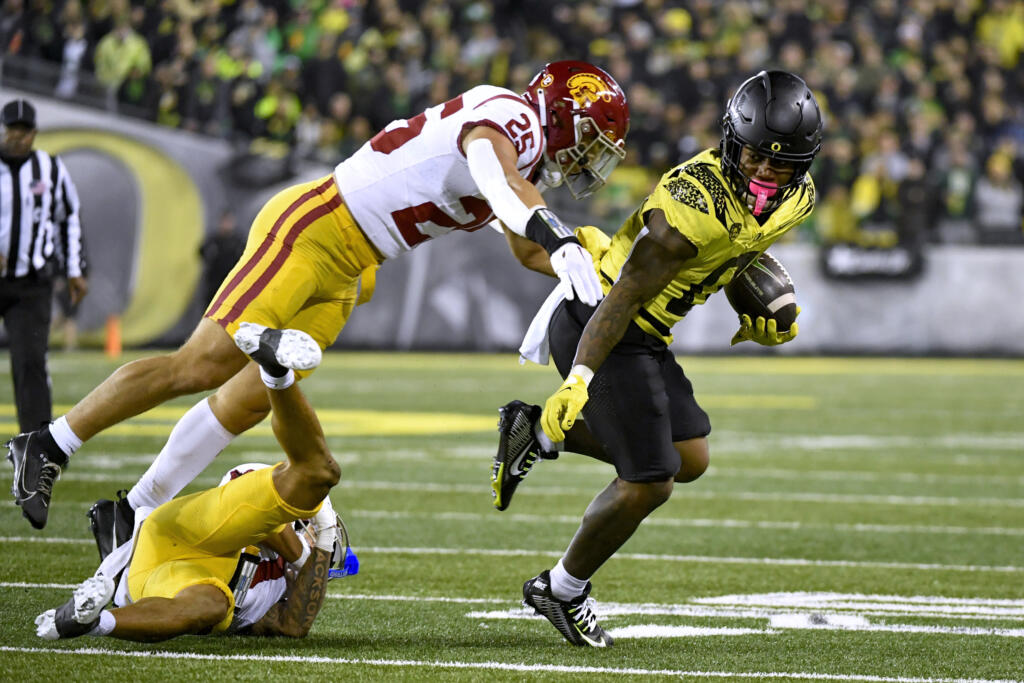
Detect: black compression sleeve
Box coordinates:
(525, 208, 580, 254)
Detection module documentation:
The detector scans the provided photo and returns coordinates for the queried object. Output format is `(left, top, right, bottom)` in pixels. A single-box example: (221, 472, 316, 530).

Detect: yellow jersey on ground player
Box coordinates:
(597, 147, 816, 344)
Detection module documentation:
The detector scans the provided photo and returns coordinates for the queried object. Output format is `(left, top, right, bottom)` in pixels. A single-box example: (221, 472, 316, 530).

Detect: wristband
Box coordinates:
(526, 208, 577, 254)
(569, 364, 595, 387)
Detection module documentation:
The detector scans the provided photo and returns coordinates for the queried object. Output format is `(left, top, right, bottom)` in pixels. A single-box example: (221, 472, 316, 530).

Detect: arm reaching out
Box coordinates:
(541, 209, 696, 440)
(464, 127, 603, 305)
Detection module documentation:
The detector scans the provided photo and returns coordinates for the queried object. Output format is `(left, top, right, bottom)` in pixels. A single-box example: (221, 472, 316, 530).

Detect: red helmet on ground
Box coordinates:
(523, 60, 629, 198)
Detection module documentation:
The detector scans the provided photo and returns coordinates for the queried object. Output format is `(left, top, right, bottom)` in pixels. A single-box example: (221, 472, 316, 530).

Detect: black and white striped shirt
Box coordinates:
(0, 149, 85, 280)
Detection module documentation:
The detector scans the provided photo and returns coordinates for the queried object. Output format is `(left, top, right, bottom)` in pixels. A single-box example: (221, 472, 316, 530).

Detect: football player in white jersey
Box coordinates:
(6, 61, 631, 533)
(35, 324, 349, 642)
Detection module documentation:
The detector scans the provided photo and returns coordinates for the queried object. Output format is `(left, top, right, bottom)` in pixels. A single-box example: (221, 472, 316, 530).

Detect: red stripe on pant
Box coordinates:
(219, 191, 343, 326)
(206, 177, 335, 319)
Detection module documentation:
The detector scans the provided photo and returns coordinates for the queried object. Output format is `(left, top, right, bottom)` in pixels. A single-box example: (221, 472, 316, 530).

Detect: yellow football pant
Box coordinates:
(204, 174, 382, 374)
(127, 464, 321, 633)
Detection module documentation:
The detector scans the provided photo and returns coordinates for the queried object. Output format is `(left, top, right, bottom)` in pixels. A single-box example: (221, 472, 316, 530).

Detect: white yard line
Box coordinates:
(606, 622, 1024, 639)
(7, 585, 1022, 618)
(61, 450, 1024, 486)
(1, 538, 1019, 573)
(350, 508, 1024, 537)
(0, 646, 1019, 683)
(41, 474, 1024, 508)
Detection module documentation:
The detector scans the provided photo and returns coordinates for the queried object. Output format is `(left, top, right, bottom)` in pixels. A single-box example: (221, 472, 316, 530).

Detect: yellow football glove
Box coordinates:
(730, 307, 800, 346)
(541, 370, 590, 442)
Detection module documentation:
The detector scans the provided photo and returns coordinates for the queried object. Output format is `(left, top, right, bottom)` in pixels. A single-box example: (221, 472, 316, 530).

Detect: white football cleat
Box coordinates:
(36, 574, 115, 640)
(234, 323, 322, 373)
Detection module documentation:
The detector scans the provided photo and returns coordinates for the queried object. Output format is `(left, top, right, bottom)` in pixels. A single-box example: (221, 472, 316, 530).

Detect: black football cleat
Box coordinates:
(35, 575, 115, 640)
(7, 432, 68, 529)
(233, 322, 322, 376)
(491, 401, 555, 511)
(88, 490, 136, 561)
(522, 570, 612, 647)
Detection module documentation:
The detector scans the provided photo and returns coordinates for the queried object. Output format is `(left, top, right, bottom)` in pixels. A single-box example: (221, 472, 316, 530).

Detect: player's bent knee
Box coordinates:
(674, 437, 710, 483)
(295, 455, 341, 492)
(617, 477, 674, 511)
(316, 456, 341, 489)
(646, 478, 675, 507)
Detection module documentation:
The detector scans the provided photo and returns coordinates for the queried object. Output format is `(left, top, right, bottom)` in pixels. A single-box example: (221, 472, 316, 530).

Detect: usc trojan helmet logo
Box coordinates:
(566, 73, 613, 108)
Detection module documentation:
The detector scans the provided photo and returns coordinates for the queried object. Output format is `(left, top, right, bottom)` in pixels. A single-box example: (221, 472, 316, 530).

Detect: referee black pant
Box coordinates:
(0, 276, 54, 433)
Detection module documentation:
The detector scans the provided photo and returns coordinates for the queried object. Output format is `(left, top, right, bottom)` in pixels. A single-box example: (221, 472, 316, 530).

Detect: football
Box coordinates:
(724, 252, 798, 329)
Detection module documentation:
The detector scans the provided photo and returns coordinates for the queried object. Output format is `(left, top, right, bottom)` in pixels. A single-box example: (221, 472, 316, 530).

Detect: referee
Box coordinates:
(0, 98, 88, 432)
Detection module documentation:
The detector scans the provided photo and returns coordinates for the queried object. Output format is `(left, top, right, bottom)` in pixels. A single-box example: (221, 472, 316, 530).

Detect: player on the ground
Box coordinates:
(7, 60, 630, 530)
(35, 323, 351, 642)
(490, 71, 823, 647)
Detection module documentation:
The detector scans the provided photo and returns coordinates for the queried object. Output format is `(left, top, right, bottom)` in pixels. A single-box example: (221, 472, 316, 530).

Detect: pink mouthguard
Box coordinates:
(749, 180, 778, 216)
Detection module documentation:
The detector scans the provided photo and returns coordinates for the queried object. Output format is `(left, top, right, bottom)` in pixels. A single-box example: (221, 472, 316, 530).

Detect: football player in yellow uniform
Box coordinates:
(491, 71, 823, 647)
(34, 324, 341, 642)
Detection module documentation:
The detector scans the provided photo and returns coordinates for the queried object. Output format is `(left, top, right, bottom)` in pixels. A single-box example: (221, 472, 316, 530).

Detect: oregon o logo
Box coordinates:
(37, 130, 203, 346)
(770, 142, 782, 152)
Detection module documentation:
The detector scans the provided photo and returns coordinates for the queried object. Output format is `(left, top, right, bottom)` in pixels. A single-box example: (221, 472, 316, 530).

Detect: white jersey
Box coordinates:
(333, 85, 545, 259)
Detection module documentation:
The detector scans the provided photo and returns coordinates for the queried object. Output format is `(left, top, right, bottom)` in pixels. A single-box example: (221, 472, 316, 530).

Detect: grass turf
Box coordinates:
(0, 351, 1022, 681)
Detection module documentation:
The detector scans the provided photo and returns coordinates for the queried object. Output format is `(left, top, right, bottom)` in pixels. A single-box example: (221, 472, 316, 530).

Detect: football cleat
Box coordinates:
(7, 431, 68, 530)
(522, 570, 612, 647)
(35, 575, 115, 640)
(491, 401, 555, 511)
(233, 322, 322, 376)
(87, 490, 136, 561)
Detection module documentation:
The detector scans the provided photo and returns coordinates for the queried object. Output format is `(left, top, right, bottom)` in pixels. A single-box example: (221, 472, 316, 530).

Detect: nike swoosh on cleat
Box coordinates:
(508, 451, 530, 477)
(574, 626, 608, 647)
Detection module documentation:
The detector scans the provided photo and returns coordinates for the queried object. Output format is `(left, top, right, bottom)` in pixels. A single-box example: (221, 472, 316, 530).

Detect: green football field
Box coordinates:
(1, 351, 1022, 681)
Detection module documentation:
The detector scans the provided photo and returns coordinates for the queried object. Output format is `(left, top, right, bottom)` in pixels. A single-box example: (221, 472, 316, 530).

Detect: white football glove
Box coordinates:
(550, 241, 604, 307)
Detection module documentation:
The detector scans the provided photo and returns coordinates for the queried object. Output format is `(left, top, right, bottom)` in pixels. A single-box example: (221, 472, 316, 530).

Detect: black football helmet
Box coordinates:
(720, 70, 823, 213)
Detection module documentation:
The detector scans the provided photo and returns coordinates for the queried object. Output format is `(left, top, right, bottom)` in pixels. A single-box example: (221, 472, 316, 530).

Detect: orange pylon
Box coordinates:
(104, 315, 122, 358)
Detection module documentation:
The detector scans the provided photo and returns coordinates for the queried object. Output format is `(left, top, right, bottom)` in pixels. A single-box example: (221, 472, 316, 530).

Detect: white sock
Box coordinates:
(260, 366, 295, 390)
(127, 398, 235, 510)
(87, 610, 116, 637)
(549, 558, 589, 601)
(50, 416, 83, 457)
(534, 422, 561, 454)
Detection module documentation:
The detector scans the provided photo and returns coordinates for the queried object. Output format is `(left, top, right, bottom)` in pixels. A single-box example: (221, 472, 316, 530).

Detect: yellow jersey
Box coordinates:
(597, 148, 816, 344)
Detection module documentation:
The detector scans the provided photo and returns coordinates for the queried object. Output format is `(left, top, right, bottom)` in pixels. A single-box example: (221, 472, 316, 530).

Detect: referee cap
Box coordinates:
(1, 99, 37, 128)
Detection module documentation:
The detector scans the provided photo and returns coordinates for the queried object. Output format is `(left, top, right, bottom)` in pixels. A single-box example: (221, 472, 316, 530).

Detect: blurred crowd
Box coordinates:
(2, 0, 1023, 245)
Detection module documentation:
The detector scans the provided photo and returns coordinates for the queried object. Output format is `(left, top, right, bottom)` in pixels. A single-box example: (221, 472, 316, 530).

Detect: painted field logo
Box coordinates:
(468, 592, 1024, 640)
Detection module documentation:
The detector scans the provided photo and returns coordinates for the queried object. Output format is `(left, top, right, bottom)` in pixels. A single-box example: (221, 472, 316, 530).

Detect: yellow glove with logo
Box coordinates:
(541, 367, 592, 442)
(730, 307, 801, 346)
